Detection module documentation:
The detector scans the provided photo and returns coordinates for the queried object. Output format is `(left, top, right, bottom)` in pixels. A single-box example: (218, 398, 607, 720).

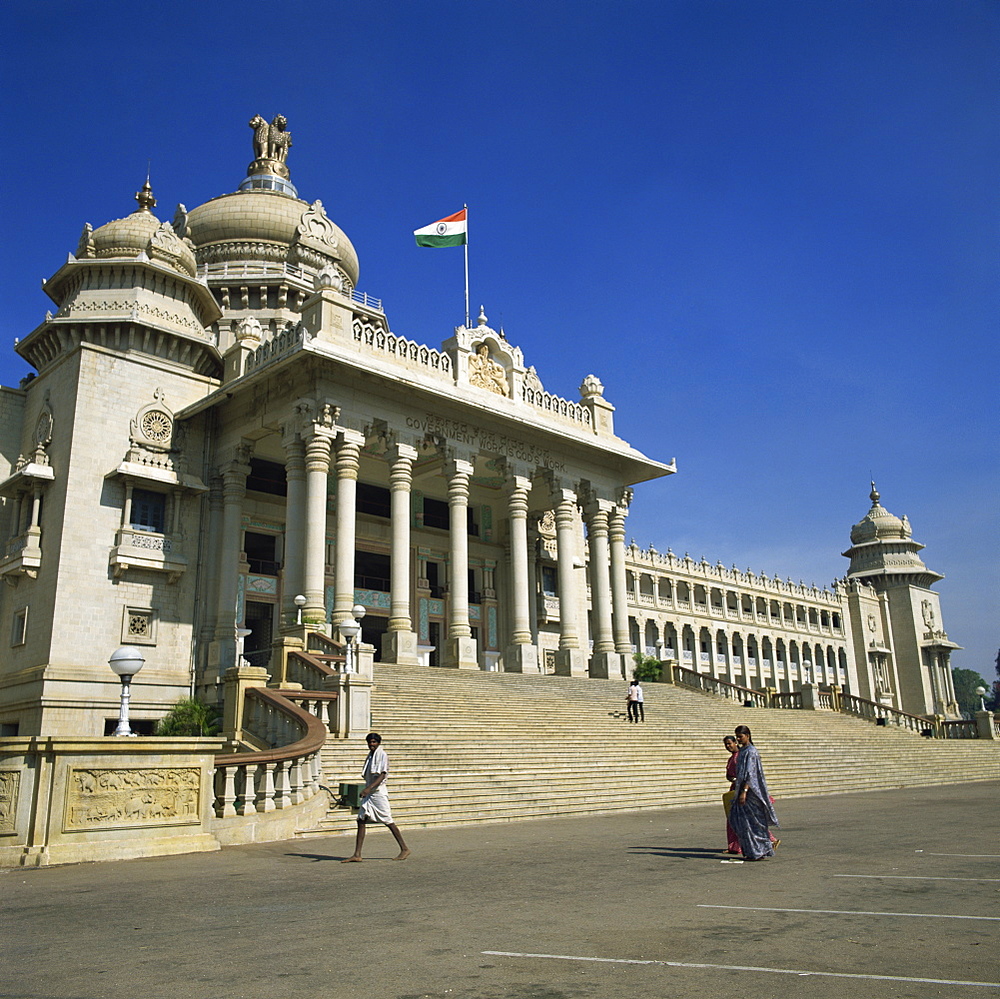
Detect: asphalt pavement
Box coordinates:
(2, 780, 998, 999)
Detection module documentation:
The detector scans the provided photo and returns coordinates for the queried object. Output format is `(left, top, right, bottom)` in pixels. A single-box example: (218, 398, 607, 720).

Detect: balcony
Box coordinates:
(0, 528, 42, 581)
(109, 527, 187, 583)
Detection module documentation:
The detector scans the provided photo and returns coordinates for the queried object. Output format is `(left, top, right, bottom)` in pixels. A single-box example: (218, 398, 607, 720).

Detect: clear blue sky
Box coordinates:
(2, 1, 997, 679)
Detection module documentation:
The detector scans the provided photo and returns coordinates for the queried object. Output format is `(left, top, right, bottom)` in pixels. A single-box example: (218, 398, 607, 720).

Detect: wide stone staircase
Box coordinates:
(304, 665, 1000, 837)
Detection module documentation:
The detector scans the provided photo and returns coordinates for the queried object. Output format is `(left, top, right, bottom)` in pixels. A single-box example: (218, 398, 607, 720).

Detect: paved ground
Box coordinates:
(1, 780, 998, 999)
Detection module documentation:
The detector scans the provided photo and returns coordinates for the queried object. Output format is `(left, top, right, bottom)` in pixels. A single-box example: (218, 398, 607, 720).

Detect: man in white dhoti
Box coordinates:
(342, 732, 410, 862)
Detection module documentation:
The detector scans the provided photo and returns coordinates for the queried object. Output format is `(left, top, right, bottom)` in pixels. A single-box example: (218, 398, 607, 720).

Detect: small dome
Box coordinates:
(186, 190, 359, 287)
(850, 482, 912, 545)
(89, 182, 197, 277)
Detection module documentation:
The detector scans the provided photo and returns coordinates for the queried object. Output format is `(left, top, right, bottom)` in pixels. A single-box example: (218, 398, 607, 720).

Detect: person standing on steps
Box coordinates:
(342, 732, 410, 862)
(633, 679, 645, 722)
(626, 679, 640, 722)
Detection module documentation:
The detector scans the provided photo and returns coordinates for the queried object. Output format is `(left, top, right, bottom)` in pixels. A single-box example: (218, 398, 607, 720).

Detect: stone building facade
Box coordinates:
(0, 117, 959, 737)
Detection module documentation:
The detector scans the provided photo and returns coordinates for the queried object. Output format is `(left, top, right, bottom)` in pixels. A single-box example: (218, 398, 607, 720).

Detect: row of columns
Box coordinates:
(209, 421, 634, 676)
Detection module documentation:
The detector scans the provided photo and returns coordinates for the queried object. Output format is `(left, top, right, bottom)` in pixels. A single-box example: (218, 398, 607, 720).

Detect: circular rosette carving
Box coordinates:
(141, 410, 173, 444)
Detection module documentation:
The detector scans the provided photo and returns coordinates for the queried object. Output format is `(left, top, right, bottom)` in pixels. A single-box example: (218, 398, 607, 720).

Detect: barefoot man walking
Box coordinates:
(342, 732, 410, 862)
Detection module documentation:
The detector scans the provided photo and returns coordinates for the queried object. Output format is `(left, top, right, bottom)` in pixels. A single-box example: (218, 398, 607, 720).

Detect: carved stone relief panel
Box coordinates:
(0, 770, 20, 835)
(64, 767, 202, 830)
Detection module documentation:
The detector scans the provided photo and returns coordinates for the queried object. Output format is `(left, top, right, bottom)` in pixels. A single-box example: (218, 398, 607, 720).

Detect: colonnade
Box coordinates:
(630, 614, 851, 693)
(207, 421, 635, 675)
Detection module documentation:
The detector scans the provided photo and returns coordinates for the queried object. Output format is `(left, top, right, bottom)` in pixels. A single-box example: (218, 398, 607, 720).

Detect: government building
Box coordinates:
(0, 116, 961, 738)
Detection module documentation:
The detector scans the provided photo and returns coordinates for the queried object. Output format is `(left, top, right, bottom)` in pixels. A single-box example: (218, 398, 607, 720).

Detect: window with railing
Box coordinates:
(245, 531, 280, 576)
(131, 489, 166, 533)
(355, 551, 391, 592)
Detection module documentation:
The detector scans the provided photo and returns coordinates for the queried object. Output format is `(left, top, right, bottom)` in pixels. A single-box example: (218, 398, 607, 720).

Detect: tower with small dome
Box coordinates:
(841, 483, 959, 717)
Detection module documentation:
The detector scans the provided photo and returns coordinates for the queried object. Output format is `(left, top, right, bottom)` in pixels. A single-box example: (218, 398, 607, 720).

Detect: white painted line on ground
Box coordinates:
(834, 874, 1000, 883)
(698, 904, 1000, 921)
(481, 951, 1000, 988)
(919, 852, 1000, 858)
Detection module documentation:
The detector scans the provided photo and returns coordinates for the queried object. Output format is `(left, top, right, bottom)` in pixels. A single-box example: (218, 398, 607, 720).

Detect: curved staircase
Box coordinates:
(304, 665, 1000, 836)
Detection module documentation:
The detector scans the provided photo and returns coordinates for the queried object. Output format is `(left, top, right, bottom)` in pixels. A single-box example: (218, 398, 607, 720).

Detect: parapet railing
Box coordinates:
(669, 664, 771, 707)
(285, 648, 338, 687)
(213, 687, 330, 818)
(662, 662, 993, 740)
(836, 692, 931, 734)
(939, 718, 979, 740)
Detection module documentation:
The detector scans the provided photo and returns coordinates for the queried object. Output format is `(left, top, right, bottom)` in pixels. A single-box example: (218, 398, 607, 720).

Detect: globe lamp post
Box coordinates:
(340, 618, 360, 674)
(975, 686, 987, 712)
(109, 646, 145, 737)
(293, 593, 306, 625)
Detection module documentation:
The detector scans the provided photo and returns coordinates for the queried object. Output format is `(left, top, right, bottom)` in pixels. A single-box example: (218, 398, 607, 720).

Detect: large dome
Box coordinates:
(185, 190, 359, 287)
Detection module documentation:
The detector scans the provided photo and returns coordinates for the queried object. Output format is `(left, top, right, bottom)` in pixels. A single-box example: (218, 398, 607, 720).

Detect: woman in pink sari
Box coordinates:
(722, 735, 741, 853)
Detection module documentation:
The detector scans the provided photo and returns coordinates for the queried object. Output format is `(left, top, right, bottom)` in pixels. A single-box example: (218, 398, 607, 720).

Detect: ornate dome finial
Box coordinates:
(135, 179, 156, 213)
(869, 480, 880, 506)
(477, 305, 488, 326)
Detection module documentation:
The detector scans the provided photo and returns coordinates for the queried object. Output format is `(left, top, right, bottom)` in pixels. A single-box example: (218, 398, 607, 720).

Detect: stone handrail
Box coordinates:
(837, 692, 931, 734)
(286, 648, 338, 687)
(770, 690, 803, 710)
(306, 631, 344, 657)
(669, 664, 770, 707)
(940, 719, 979, 740)
(213, 687, 329, 818)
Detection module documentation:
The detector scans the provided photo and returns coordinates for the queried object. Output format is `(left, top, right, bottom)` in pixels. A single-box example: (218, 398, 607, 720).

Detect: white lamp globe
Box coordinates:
(109, 646, 146, 679)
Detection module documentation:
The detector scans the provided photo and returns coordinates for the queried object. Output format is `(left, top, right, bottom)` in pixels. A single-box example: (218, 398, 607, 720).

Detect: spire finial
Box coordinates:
(135, 178, 156, 212)
(477, 305, 488, 326)
(869, 480, 880, 506)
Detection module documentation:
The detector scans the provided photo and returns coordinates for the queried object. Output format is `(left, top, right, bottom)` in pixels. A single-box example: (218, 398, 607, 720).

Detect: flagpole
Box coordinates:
(464, 203, 470, 328)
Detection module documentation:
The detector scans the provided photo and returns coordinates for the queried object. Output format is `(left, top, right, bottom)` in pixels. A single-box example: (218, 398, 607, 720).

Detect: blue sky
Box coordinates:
(2, 1, 997, 678)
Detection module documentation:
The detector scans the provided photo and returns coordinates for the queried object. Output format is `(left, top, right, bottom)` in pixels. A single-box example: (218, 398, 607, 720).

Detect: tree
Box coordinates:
(951, 668, 991, 719)
(155, 697, 222, 736)
(632, 652, 663, 683)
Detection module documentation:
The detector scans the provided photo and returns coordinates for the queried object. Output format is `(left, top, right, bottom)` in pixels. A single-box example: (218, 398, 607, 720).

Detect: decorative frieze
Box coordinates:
(0, 771, 20, 835)
(65, 767, 202, 829)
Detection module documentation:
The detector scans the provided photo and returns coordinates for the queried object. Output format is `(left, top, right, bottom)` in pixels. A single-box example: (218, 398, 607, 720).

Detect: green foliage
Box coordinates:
(155, 697, 222, 737)
(632, 652, 663, 683)
(951, 668, 991, 719)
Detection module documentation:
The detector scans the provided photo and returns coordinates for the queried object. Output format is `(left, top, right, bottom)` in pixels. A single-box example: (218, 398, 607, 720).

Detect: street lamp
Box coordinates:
(339, 604, 367, 673)
(294, 593, 306, 625)
(109, 645, 145, 737)
(340, 617, 360, 673)
(975, 686, 987, 712)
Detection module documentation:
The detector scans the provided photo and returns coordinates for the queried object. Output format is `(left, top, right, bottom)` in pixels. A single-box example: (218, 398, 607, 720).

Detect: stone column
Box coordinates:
(302, 431, 332, 626)
(198, 476, 224, 678)
(213, 453, 251, 670)
(586, 498, 623, 679)
(504, 475, 538, 673)
(332, 431, 365, 629)
(609, 501, 631, 655)
(442, 457, 478, 668)
(552, 488, 586, 676)
(281, 435, 306, 626)
(383, 443, 419, 664)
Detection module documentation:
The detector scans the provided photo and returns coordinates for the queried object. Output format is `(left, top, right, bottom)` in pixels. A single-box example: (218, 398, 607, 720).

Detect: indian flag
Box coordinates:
(414, 208, 467, 247)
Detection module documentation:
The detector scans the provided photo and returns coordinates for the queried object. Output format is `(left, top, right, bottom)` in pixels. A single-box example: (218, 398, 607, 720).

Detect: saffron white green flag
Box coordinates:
(414, 208, 467, 247)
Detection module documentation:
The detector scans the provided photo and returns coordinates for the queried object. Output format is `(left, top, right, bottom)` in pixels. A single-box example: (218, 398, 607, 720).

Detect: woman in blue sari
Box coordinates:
(729, 725, 779, 860)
